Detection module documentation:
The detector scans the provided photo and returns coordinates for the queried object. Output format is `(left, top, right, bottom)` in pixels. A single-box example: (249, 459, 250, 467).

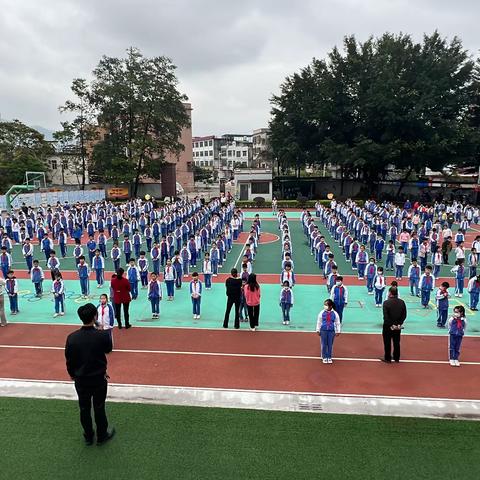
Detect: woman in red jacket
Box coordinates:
(110, 268, 131, 329)
(243, 273, 261, 331)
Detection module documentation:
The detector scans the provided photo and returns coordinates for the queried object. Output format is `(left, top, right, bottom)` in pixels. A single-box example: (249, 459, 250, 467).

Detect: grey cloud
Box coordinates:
(1, 0, 480, 136)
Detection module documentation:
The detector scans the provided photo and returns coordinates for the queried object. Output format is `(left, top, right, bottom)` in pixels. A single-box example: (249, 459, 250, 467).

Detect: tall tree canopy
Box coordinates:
(88, 47, 190, 195)
(0, 120, 53, 192)
(270, 32, 480, 192)
(56, 78, 98, 190)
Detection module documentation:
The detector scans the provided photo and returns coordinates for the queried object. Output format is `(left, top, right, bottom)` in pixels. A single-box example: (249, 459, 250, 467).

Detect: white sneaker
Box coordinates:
(455, 360, 460, 366)
(459, 294, 463, 298)
(322, 358, 328, 364)
(449, 359, 455, 366)
(60, 312, 65, 316)
(53, 313, 59, 318)
(328, 358, 333, 364)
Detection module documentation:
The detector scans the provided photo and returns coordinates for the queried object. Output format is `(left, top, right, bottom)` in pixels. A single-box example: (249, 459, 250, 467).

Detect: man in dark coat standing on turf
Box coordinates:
(381, 287, 407, 363)
(65, 303, 115, 445)
(223, 268, 243, 329)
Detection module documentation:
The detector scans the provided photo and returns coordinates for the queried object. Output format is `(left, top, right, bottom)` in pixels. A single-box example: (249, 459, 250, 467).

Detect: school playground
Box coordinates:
(1, 211, 480, 479)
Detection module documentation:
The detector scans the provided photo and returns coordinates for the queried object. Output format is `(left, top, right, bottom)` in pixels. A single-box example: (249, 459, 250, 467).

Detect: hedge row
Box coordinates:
(234, 199, 366, 209)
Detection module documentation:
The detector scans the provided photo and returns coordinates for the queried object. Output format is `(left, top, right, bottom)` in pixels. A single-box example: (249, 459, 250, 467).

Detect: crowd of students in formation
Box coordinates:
(294, 198, 477, 365)
(0, 195, 250, 322)
(0, 195, 477, 366)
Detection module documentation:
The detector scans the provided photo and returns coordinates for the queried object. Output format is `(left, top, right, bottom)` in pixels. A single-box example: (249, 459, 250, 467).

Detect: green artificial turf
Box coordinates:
(1, 397, 479, 480)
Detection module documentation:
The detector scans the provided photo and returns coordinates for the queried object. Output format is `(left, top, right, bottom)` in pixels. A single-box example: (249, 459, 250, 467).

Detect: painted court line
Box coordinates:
(1, 344, 479, 365)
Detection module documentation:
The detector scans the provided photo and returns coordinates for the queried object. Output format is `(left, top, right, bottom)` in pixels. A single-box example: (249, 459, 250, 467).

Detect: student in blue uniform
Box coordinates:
(316, 299, 341, 364)
(138, 251, 149, 289)
(279, 280, 294, 325)
(0, 246, 12, 279)
(6, 270, 19, 315)
(52, 272, 65, 317)
(451, 260, 465, 297)
(22, 238, 34, 273)
(190, 272, 202, 319)
(127, 258, 140, 300)
(110, 241, 121, 272)
(30, 259, 44, 297)
(373, 267, 386, 307)
(419, 265, 435, 308)
(435, 281, 450, 328)
(92, 249, 105, 288)
(147, 272, 162, 319)
(329, 276, 348, 322)
(77, 256, 90, 298)
(366, 258, 377, 295)
(163, 258, 176, 301)
(448, 305, 466, 367)
(407, 259, 421, 297)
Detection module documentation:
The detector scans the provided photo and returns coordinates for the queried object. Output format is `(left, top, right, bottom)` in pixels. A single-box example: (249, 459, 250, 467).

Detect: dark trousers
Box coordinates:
(74, 379, 108, 440)
(247, 304, 260, 328)
(382, 326, 401, 362)
(223, 296, 241, 329)
(114, 302, 130, 327)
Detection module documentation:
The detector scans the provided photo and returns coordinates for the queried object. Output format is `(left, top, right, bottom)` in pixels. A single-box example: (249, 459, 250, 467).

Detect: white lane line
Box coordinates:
(1, 344, 479, 365)
(5, 320, 480, 336)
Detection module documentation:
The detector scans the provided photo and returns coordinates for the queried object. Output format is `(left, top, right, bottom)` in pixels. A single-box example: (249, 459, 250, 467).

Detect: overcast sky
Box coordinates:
(1, 0, 479, 137)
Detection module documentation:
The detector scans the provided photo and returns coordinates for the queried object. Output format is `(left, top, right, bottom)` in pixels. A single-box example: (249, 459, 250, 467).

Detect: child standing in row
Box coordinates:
(435, 281, 450, 328)
(52, 272, 65, 317)
(316, 299, 341, 364)
(394, 247, 406, 280)
(77, 256, 90, 299)
(468, 275, 480, 311)
(190, 272, 202, 319)
(448, 306, 466, 367)
(147, 272, 162, 319)
(330, 276, 348, 322)
(419, 266, 435, 308)
(279, 280, 294, 325)
(31, 259, 44, 297)
(6, 270, 19, 315)
(96, 294, 115, 335)
(373, 267, 386, 307)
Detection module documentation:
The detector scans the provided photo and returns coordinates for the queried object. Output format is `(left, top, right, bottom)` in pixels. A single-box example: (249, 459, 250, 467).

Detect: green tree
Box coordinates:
(270, 32, 480, 195)
(90, 47, 190, 194)
(57, 78, 98, 190)
(0, 120, 53, 192)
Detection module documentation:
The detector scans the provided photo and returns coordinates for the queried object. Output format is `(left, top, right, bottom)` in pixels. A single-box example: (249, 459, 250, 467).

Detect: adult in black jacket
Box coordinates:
(223, 268, 243, 329)
(382, 287, 407, 363)
(65, 303, 115, 445)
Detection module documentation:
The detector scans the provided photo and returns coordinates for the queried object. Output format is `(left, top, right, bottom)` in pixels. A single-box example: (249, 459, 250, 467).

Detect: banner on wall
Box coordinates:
(0, 189, 106, 210)
(106, 187, 129, 199)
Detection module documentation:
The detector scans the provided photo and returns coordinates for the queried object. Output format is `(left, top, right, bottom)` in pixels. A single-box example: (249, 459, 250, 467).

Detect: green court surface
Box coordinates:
(8, 279, 479, 335)
(2, 397, 480, 480)
(5, 216, 479, 335)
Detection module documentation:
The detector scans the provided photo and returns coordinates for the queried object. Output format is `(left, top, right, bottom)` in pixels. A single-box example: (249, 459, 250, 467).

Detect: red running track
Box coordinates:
(1, 324, 480, 401)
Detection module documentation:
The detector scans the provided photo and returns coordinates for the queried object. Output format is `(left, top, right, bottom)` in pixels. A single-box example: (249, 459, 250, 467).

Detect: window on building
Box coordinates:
(251, 182, 270, 194)
(200, 141, 204, 147)
(242, 150, 247, 157)
(62, 160, 68, 169)
(51, 159, 58, 169)
(200, 151, 204, 157)
(236, 151, 241, 158)
(210, 150, 213, 156)
(209, 140, 213, 146)
(228, 150, 232, 157)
